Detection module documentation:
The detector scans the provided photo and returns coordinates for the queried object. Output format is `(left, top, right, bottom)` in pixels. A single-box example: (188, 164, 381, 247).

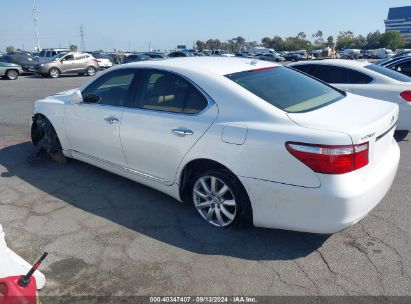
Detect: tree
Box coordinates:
(283, 33, 312, 51)
(336, 31, 355, 49)
(5, 46, 15, 53)
(380, 31, 404, 50)
(327, 36, 334, 43)
(366, 31, 383, 49)
(312, 30, 324, 47)
(354, 35, 367, 49)
(297, 32, 307, 40)
(196, 40, 206, 51)
(262, 37, 272, 48)
(205, 39, 222, 50)
(69, 44, 78, 52)
(233, 36, 246, 52)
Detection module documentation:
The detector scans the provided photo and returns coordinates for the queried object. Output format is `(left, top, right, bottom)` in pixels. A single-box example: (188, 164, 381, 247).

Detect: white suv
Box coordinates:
(37, 48, 70, 63)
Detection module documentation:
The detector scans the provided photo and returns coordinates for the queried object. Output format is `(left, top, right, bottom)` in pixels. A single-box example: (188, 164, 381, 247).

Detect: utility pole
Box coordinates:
(80, 25, 85, 52)
(32, 0, 41, 51)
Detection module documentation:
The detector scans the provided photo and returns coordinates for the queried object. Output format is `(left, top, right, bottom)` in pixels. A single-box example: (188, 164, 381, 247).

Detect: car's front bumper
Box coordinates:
(34, 66, 49, 74)
(240, 140, 400, 234)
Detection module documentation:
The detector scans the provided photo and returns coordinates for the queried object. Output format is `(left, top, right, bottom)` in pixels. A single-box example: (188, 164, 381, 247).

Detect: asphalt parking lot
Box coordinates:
(0, 74, 410, 296)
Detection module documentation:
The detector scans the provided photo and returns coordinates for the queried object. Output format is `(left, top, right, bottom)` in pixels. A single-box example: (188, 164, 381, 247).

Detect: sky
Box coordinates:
(1, 0, 411, 52)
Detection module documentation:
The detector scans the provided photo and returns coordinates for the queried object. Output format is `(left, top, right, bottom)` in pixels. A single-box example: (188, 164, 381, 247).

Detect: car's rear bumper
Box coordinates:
(240, 140, 400, 234)
(397, 102, 411, 130)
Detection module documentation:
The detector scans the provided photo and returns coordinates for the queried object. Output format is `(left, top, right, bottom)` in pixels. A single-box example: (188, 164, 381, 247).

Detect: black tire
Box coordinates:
(48, 68, 60, 78)
(86, 66, 96, 76)
(189, 169, 252, 228)
(5, 69, 19, 80)
(31, 115, 62, 154)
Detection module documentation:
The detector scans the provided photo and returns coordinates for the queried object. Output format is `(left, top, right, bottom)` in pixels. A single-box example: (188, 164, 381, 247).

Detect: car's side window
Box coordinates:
(136, 70, 208, 114)
(63, 55, 75, 61)
(311, 65, 350, 84)
(82, 70, 136, 107)
(393, 61, 411, 76)
(347, 69, 373, 84)
(293, 64, 314, 75)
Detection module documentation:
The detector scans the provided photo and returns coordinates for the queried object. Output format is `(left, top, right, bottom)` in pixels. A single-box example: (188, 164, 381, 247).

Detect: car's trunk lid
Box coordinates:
(287, 93, 399, 178)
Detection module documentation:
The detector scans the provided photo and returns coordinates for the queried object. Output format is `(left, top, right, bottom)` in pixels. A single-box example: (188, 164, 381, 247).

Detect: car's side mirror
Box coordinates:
(70, 90, 83, 105)
(83, 93, 101, 104)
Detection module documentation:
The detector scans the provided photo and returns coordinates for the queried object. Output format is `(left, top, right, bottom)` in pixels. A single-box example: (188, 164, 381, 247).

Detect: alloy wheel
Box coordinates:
(7, 70, 18, 80)
(193, 176, 237, 227)
(87, 67, 96, 76)
(49, 68, 59, 78)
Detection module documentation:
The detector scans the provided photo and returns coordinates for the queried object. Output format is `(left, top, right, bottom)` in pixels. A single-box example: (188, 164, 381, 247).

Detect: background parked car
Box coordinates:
(0, 53, 37, 73)
(377, 53, 411, 77)
(283, 52, 306, 62)
(374, 48, 394, 59)
(105, 53, 125, 65)
(34, 52, 99, 78)
(383, 57, 411, 77)
(258, 53, 286, 62)
(124, 53, 150, 63)
(92, 53, 113, 69)
(342, 49, 362, 59)
(37, 48, 69, 63)
(209, 50, 235, 57)
(289, 59, 411, 130)
(168, 51, 193, 58)
(144, 52, 167, 59)
(0, 61, 23, 80)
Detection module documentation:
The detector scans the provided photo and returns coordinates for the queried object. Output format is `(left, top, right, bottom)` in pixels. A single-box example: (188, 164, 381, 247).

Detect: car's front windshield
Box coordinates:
(225, 66, 344, 113)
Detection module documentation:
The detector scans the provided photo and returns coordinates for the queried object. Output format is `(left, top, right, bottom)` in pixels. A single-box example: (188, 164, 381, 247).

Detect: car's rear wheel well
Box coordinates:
(179, 158, 253, 227)
(6, 69, 19, 74)
(179, 159, 249, 201)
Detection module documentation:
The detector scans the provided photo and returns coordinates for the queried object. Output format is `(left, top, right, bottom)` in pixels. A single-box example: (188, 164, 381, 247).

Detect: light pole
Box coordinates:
(32, 0, 41, 51)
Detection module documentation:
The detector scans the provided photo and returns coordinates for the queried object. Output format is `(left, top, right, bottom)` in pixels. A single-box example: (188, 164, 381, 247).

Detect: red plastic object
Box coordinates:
(0, 276, 37, 304)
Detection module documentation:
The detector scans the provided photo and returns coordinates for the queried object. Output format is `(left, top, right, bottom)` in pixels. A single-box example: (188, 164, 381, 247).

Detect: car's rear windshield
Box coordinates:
(225, 66, 344, 113)
(365, 64, 411, 82)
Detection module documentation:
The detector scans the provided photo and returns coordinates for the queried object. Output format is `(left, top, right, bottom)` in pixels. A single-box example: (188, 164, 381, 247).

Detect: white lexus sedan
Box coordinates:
(289, 59, 411, 130)
(31, 57, 400, 234)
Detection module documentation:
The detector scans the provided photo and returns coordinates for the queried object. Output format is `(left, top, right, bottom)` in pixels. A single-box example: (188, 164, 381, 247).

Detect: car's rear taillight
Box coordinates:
(285, 142, 369, 174)
(400, 91, 411, 102)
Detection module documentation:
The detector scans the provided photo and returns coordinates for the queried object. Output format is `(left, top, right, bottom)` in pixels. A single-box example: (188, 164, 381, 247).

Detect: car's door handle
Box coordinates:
(104, 116, 119, 124)
(172, 128, 194, 136)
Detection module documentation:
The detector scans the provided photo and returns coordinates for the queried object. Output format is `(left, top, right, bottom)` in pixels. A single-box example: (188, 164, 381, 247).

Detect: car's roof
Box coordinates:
(121, 57, 277, 76)
(290, 59, 370, 69)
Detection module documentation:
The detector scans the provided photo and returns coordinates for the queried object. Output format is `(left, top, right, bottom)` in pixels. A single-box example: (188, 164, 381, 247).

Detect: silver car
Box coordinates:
(258, 53, 286, 62)
(35, 52, 99, 78)
(0, 61, 24, 80)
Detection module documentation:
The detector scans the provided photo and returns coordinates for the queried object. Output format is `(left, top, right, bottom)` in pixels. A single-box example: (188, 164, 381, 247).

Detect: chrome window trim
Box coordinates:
(80, 67, 216, 116)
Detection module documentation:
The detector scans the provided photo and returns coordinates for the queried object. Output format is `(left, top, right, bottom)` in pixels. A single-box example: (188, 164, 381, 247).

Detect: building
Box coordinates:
(385, 6, 411, 44)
